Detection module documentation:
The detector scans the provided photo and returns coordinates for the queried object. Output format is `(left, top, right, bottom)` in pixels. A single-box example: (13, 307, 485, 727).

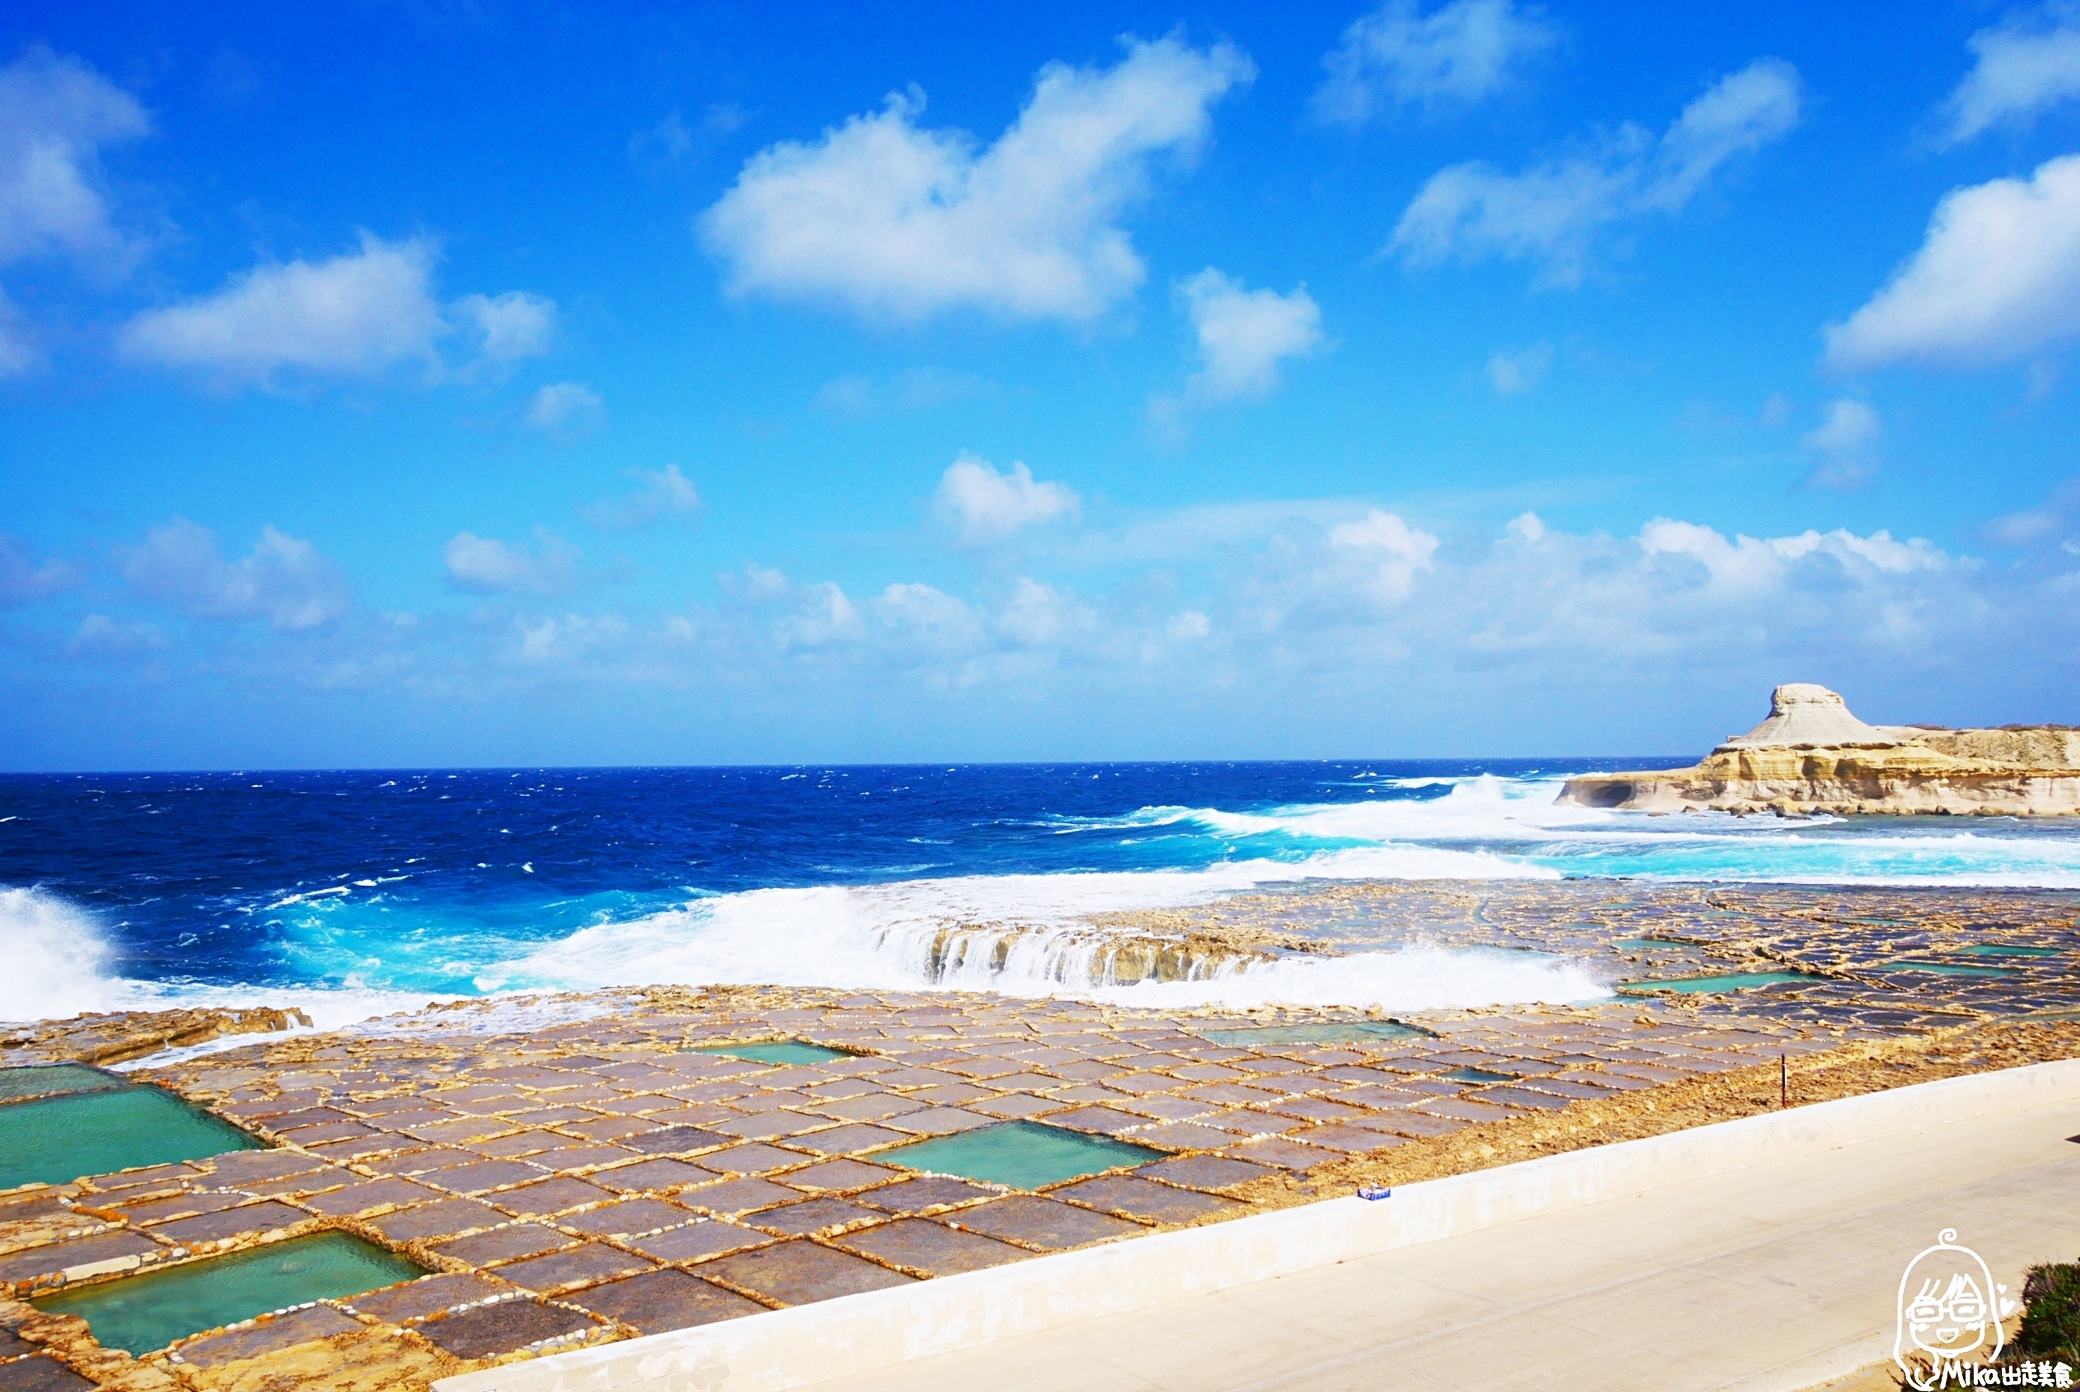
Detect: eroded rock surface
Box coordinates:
(1558, 684, 2080, 816)
(1, 1009, 313, 1067)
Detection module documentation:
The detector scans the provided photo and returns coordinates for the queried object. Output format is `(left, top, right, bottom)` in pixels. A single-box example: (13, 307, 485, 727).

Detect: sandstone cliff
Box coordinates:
(1557, 684, 2080, 816)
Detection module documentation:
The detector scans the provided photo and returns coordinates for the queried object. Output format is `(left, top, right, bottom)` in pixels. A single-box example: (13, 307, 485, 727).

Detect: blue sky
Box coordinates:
(4, 1, 2080, 769)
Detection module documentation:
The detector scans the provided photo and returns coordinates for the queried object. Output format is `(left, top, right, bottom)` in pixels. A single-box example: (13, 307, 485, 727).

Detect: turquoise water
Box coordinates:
(1443, 1066, 1517, 1083)
(1617, 971, 1819, 995)
(1960, 944, 2062, 957)
(7, 766, 2080, 1032)
(0, 1085, 261, 1189)
(1200, 1021, 1429, 1047)
(1884, 960, 2017, 976)
(0, 1063, 127, 1102)
(35, 1232, 424, 1355)
(687, 1039, 859, 1065)
(886, 1120, 1163, 1189)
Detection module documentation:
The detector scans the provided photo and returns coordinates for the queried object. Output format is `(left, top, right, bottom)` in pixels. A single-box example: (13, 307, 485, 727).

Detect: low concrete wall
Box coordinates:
(436, 1057, 2080, 1392)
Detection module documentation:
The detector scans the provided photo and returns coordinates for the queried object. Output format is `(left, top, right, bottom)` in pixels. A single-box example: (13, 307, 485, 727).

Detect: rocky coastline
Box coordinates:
(1557, 684, 2080, 816)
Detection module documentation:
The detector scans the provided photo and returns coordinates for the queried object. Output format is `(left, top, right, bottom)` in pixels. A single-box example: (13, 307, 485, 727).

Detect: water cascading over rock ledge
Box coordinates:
(1556, 684, 2080, 816)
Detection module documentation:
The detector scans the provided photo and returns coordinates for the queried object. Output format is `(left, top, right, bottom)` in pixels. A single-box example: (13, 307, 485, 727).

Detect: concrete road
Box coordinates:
(828, 1096, 2080, 1392)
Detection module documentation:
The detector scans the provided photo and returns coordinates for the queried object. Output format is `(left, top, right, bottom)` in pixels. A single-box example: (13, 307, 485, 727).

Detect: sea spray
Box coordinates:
(1, 885, 117, 1021)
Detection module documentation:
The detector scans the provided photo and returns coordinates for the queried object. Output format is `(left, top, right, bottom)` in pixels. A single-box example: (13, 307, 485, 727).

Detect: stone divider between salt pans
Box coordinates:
(436, 1057, 2080, 1392)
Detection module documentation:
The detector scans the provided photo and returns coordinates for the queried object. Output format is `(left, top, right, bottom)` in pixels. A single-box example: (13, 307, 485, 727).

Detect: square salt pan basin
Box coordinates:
(884, 1120, 1163, 1191)
(34, 1231, 425, 1355)
(0, 1063, 130, 1104)
(1199, 1021, 1429, 1048)
(687, 1040, 860, 1066)
(1616, 971, 1819, 995)
(0, 1084, 262, 1190)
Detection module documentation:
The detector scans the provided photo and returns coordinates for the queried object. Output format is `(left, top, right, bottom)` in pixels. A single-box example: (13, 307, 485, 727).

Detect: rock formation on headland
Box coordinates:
(1557, 684, 2080, 816)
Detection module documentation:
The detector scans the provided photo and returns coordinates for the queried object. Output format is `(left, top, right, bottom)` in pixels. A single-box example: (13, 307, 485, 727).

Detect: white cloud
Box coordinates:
(1799, 397, 1881, 489)
(1175, 268, 1325, 402)
(1983, 477, 2080, 547)
(0, 288, 38, 374)
(874, 581, 975, 634)
(1824, 155, 2080, 371)
(936, 454, 1080, 542)
(0, 534, 81, 605)
(118, 233, 557, 387)
(998, 576, 1096, 646)
(524, 381, 603, 433)
(1328, 509, 1441, 601)
(1392, 58, 1800, 287)
(1940, 6, 2080, 146)
(122, 519, 351, 630)
(65, 613, 166, 659)
(0, 47, 150, 270)
(811, 369, 997, 416)
(584, 464, 700, 530)
(699, 35, 1253, 322)
(444, 529, 581, 595)
(454, 291, 556, 362)
(629, 104, 749, 166)
(1166, 609, 1212, 640)
(1312, 0, 1557, 126)
(1486, 341, 1552, 394)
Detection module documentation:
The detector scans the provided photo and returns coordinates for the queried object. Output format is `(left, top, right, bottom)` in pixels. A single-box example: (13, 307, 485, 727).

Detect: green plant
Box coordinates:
(2011, 1261, 2080, 1365)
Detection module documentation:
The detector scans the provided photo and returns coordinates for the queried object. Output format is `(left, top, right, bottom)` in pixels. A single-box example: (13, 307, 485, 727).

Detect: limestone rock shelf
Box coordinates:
(1558, 684, 2080, 816)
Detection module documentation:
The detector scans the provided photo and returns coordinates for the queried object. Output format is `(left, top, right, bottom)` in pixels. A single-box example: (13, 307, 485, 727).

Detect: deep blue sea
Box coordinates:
(5, 760, 2080, 1029)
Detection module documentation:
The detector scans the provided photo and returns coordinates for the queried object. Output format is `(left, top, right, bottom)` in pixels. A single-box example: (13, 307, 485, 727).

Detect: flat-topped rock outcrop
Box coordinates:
(1558, 684, 2080, 816)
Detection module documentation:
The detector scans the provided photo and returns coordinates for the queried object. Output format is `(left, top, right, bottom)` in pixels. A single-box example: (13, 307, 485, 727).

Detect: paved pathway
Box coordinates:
(832, 1094, 2080, 1392)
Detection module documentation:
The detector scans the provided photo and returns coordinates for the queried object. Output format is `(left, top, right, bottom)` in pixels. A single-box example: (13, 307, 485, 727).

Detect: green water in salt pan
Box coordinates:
(886, 1120, 1163, 1189)
(686, 1039, 859, 1065)
(1200, 1020, 1429, 1048)
(0, 1063, 129, 1103)
(35, 1231, 425, 1355)
(1442, 1067, 1517, 1083)
(1960, 945, 2060, 958)
(0, 1084, 261, 1190)
(1617, 971, 1817, 995)
(1884, 960, 2016, 977)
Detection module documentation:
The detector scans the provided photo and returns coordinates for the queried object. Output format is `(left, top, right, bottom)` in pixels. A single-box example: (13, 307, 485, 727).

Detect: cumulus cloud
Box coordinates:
(524, 381, 603, 433)
(1940, 6, 2080, 146)
(1824, 155, 2080, 371)
(1312, 0, 1557, 126)
(1983, 477, 2080, 548)
(1392, 58, 1800, 287)
(1799, 397, 1881, 489)
(65, 613, 166, 660)
(118, 233, 556, 387)
(1174, 268, 1325, 402)
(1328, 509, 1441, 602)
(0, 534, 82, 605)
(0, 47, 150, 271)
(1486, 341, 1551, 394)
(453, 291, 556, 363)
(122, 519, 352, 630)
(444, 529, 581, 595)
(936, 454, 1080, 542)
(584, 464, 700, 530)
(190, 499, 2062, 755)
(699, 35, 1254, 322)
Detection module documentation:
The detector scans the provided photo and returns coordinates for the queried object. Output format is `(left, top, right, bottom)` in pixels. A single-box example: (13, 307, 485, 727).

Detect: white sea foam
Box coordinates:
(477, 861, 1598, 1011)
(0, 885, 463, 1030)
(0, 885, 119, 1021)
(11, 770, 2080, 1028)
